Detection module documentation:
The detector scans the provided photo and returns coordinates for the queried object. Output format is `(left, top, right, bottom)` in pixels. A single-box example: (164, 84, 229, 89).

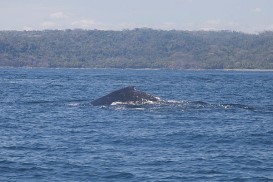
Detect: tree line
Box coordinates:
(0, 28, 272, 69)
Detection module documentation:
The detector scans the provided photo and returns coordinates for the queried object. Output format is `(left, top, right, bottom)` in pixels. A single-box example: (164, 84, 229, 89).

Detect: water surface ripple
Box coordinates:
(1, 68, 273, 181)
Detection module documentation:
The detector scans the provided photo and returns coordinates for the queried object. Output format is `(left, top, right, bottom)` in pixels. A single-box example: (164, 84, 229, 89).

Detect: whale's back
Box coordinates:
(91, 86, 159, 106)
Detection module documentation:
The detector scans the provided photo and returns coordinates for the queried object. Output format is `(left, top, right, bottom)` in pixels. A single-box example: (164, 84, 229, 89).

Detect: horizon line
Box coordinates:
(1, 27, 272, 35)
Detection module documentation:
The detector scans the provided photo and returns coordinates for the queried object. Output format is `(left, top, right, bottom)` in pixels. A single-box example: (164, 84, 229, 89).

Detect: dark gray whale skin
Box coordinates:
(91, 86, 160, 106)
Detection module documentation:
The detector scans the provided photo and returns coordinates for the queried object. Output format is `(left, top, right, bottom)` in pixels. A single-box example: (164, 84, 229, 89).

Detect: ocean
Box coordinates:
(1, 68, 273, 181)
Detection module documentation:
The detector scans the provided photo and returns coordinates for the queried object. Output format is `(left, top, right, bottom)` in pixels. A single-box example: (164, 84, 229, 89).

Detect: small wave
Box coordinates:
(21, 100, 55, 105)
(219, 103, 255, 111)
(0, 160, 52, 172)
(104, 172, 135, 179)
(66, 103, 80, 106)
(20, 99, 90, 107)
(110, 100, 160, 106)
(231, 177, 273, 181)
(65, 100, 91, 107)
(165, 100, 187, 104)
(194, 169, 224, 175)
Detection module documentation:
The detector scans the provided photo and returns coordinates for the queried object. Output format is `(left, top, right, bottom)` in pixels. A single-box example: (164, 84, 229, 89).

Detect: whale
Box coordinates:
(91, 86, 160, 106)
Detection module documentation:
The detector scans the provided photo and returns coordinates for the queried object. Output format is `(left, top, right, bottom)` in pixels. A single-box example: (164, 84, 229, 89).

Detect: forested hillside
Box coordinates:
(0, 29, 273, 69)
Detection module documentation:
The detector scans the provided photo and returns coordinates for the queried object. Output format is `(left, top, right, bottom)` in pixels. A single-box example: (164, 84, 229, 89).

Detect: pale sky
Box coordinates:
(1, 0, 272, 33)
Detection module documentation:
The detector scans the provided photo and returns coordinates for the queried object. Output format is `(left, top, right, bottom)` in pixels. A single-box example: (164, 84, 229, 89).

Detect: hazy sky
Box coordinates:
(1, 0, 272, 33)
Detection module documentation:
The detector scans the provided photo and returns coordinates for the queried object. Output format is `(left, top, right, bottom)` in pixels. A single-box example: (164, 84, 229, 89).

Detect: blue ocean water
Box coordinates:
(0, 68, 273, 181)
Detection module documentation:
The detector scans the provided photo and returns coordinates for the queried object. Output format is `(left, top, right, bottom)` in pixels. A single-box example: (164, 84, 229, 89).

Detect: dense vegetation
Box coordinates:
(0, 29, 273, 69)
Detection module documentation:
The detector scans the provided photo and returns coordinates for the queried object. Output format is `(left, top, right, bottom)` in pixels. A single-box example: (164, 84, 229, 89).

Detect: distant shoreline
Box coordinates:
(1, 30, 273, 70)
(1, 66, 273, 72)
